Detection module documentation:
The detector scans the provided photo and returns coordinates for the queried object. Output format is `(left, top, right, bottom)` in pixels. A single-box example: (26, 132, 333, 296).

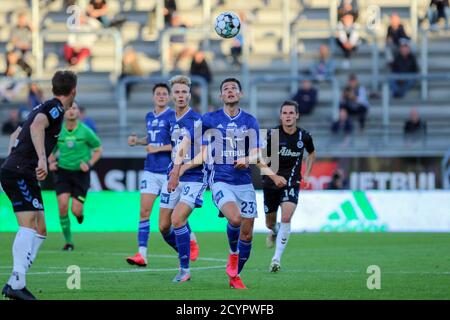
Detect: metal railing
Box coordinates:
(290, 26, 379, 93)
(36, 29, 123, 80)
(381, 72, 450, 127)
(116, 75, 209, 139)
(249, 74, 340, 121)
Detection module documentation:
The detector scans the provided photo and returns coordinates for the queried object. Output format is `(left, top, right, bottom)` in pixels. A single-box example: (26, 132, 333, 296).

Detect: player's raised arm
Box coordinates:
(30, 113, 50, 181)
(7, 126, 22, 155)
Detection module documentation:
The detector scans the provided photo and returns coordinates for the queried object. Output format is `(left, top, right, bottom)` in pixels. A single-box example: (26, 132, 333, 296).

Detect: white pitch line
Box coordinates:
(39, 250, 228, 262)
(0, 265, 226, 276)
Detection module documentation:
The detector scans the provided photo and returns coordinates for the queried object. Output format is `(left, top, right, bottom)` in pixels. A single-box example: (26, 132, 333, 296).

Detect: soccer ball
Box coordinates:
(214, 12, 241, 39)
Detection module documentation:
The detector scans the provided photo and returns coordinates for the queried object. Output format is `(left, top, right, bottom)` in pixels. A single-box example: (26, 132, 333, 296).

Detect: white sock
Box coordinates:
(138, 246, 147, 259)
(28, 234, 46, 270)
(190, 232, 197, 242)
(273, 222, 291, 262)
(271, 222, 280, 236)
(9, 227, 36, 289)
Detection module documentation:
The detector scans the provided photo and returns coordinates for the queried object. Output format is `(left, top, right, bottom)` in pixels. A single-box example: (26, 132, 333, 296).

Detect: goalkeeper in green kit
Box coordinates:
(49, 102, 102, 251)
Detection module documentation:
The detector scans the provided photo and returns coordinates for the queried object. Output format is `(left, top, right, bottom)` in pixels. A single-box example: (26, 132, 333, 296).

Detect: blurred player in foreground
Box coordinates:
(0, 70, 77, 300)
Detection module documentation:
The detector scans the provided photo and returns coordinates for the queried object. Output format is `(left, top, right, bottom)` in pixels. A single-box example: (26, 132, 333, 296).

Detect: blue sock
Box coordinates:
(237, 239, 252, 274)
(227, 223, 240, 253)
(161, 226, 178, 252)
(138, 219, 150, 247)
(174, 224, 190, 269)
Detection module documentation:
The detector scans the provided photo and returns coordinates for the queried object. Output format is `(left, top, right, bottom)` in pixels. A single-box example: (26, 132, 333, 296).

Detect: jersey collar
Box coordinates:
(175, 107, 191, 122)
(153, 106, 170, 118)
(222, 108, 242, 121)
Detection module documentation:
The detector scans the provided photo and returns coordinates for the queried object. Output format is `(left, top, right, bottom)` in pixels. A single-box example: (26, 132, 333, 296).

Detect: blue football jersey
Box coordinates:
(202, 108, 260, 185)
(143, 108, 175, 173)
(169, 108, 206, 183)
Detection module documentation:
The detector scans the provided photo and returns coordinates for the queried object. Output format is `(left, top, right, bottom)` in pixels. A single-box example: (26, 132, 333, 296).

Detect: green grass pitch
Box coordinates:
(0, 232, 449, 300)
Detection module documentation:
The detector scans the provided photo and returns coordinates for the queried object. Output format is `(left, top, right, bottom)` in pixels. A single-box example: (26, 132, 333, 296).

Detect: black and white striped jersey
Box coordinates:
(261, 125, 315, 190)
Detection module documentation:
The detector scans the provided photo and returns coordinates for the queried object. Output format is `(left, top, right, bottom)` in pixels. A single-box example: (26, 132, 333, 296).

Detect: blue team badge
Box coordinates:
(160, 193, 170, 204)
(50, 107, 60, 119)
(214, 191, 224, 204)
(152, 119, 159, 127)
(297, 141, 304, 148)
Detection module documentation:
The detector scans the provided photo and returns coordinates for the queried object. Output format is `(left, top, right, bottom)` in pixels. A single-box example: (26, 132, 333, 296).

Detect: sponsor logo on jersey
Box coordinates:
(279, 146, 301, 157)
(159, 120, 165, 127)
(152, 119, 159, 127)
(50, 107, 60, 119)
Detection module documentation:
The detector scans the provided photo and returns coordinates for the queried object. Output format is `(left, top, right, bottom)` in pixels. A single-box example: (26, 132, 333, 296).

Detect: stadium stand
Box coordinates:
(1, 0, 449, 157)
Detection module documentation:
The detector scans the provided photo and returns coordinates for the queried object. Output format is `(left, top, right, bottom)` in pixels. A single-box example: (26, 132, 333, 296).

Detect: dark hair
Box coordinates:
(152, 83, 170, 94)
(280, 100, 299, 114)
(220, 78, 242, 92)
(52, 70, 77, 96)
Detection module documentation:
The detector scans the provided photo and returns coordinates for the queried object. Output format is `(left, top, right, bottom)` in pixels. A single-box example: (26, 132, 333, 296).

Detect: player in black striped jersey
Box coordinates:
(259, 100, 316, 272)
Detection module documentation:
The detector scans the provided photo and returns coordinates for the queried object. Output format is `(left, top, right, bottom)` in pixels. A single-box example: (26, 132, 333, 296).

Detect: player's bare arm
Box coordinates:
(146, 143, 172, 154)
(128, 134, 148, 146)
(7, 126, 22, 155)
(80, 146, 103, 172)
(257, 151, 287, 188)
(303, 150, 316, 188)
(234, 147, 259, 169)
(48, 152, 59, 171)
(30, 113, 50, 181)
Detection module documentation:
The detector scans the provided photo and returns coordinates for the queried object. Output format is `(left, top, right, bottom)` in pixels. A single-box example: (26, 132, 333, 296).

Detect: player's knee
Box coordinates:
(140, 208, 151, 219)
(281, 216, 291, 224)
(59, 204, 69, 215)
(171, 215, 184, 228)
(228, 215, 241, 227)
(159, 223, 171, 234)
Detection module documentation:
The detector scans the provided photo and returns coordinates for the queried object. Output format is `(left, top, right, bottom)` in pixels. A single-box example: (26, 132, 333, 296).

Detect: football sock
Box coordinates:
(161, 226, 178, 252)
(60, 215, 72, 244)
(174, 224, 190, 269)
(237, 239, 252, 275)
(9, 227, 35, 289)
(273, 222, 291, 261)
(227, 223, 240, 254)
(138, 219, 150, 257)
(271, 222, 280, 236)
(29, 234, 46, 270)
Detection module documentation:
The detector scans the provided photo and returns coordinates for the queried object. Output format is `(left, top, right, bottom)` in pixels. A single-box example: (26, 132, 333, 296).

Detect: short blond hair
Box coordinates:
(169, 75, 191, 89)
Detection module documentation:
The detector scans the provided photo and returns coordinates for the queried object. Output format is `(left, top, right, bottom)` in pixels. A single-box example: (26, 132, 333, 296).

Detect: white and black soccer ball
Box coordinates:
(214, 12, 241, 39)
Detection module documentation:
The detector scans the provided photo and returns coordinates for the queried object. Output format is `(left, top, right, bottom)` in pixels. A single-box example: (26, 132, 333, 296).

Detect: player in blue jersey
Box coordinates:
(201, 78, 260, 289)
(125, 83, 199, 267)
(161, 75, 207, 283)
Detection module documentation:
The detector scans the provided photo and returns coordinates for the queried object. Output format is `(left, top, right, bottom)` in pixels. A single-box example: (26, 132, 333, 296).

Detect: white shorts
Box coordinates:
(140, 171, 166, 195)
(160, 180, 207, 210)
(211, 182, 258, 218)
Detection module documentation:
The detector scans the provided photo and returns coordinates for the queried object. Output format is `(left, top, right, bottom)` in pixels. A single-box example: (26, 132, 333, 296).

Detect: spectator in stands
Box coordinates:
(331, 108, 354, 135)
(169, 14, 195, 69)
(2, 109, 22, 135)
(291, 80, 318, 115)
(389, 39, 419, 98)
(28, 82, 44, 108)
(335, 12, 360, 69)
(404, 108, 427, 136)
(327, 169, 349, 190)
(164, 0, 177, 27)
(79, 106, 98, 133)
(386, 13, 410, 65)
(310, 44, 335, 81)
(426, 0, 450, 29)
(340, 73, 369, 131)
(10, 12, 33, 56)
(86, 0, 126, 28)
(190, 50, 212, 111)
(338, 0, 359, 21)
(120, 46, 144, 99)
(64, 14, 99, 68)
(0, 50, 32, 102)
